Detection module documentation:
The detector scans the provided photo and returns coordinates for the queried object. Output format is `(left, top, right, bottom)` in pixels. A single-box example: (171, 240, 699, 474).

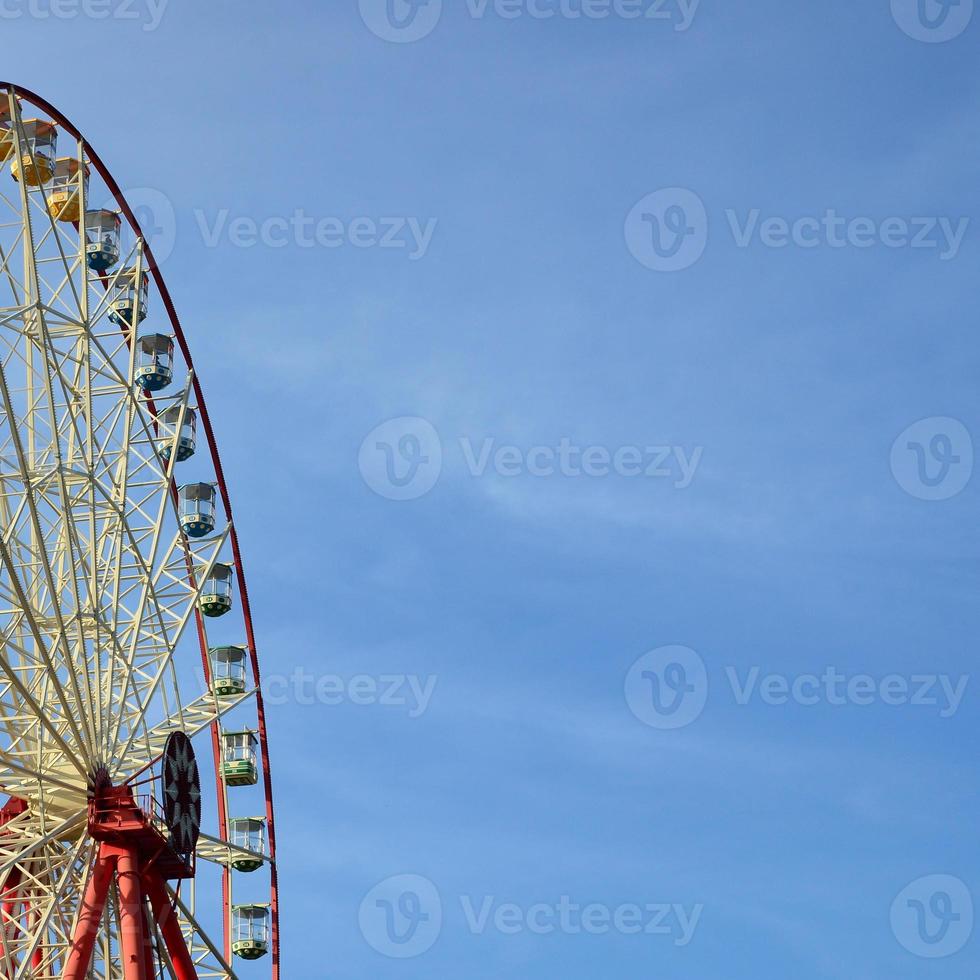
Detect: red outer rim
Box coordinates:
(1, 82, 280, 978)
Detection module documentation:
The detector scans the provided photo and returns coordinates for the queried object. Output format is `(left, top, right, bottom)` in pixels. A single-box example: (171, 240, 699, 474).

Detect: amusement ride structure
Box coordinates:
(0, 84, 279, 978)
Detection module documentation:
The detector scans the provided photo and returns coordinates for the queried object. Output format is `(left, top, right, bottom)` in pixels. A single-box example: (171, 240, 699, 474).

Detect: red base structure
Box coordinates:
(0, 797, 36, 975)
(61, 787, 199, 980)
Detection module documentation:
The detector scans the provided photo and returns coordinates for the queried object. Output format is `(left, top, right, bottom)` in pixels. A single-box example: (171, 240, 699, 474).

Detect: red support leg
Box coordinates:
(0, 867, 22, 979)
(1, 866, 22, 928)
(1, 897, 16, 928)
(0, 800, 28, 977)
(142, 874, 198, 980)
(63, 847, 114, 980)
(116, 846, 147, 980)
(140, 901, 156, 980)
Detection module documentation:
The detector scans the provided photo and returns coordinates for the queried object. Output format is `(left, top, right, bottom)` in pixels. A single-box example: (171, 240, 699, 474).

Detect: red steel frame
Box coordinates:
(62, 843, 197, 980)
(65, 786, 201, 980)
(0, 82, 280, 978)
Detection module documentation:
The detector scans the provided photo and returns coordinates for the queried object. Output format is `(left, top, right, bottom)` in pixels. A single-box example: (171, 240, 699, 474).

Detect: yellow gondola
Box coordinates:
(0, 96, 22, 164)
(47, 157, 90, 223)
(10, 119, 58, 186)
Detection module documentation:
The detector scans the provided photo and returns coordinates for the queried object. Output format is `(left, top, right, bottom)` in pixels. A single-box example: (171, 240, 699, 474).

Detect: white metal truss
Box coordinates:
(0, 92, 270, 977)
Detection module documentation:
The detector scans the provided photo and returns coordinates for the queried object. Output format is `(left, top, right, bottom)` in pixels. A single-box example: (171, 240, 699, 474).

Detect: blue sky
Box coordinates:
(6, 0, 980, 976)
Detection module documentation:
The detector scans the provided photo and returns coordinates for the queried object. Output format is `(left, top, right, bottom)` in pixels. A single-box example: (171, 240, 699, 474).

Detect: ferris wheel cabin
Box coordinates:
(135, 333, 174, 391)
(9, 118, 58, 185)
(0, 96, 21, 162)
(157, 404, 197, 462)
(232, 904, 270, 960)
(222, 730, 259, 787)
(108, 266, 149, 326)
(46, 156, 89, 222)
(178, 482, 216, 538)
(200, 562, 234, 617)
(84, 209, 122, 272)
(210, 644, 248, 696)
(229, 817, 267, 873)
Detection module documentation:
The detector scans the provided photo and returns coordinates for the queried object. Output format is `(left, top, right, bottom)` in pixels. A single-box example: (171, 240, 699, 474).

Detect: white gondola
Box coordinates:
(179, 483, 216, 538)
(229, 817, 266, 873)
(157, 405, 197, 462)
(210, 645, 247, 697)
(200, 562, 234, 618)
(232, 904, 270, 960)
(221, 730, 258, 787)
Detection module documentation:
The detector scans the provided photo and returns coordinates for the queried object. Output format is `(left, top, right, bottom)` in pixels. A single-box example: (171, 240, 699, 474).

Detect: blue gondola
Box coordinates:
(157, 405, 197, 462)
(108, 267, 149, 327)
(84, 210, 121, 272)
(135, 334, 174, 392)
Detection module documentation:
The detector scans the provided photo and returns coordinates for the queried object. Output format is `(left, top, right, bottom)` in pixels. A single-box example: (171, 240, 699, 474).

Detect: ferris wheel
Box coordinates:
(0, 84, 279, 978)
